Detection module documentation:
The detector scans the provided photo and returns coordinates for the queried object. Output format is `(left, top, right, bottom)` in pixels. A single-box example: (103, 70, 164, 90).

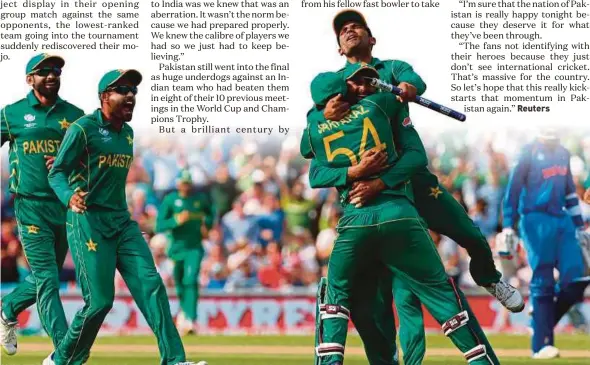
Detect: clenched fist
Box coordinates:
(69, 191, 88, 213)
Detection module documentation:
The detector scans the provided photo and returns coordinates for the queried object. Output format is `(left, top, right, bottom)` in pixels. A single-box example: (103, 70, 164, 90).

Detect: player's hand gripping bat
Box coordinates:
(366, 78, 467, 122)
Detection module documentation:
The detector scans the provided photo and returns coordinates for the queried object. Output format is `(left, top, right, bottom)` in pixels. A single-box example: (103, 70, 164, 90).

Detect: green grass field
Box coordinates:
(2, 334, 589, 365)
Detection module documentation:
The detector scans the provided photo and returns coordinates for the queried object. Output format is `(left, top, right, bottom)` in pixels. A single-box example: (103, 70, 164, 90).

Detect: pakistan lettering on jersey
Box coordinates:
(307, 91, 423, 208)
(48, 109, 134, 212)
(156, 191, 214, 257)
(1, 91, 84, 199)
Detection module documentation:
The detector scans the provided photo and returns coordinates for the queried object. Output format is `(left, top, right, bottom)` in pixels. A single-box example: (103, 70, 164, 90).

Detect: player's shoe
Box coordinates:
(174, 362, 208, 365)
(42, 352, 55, 365)
(0, 311, 18, 355)
(532, 345, 560, 359)
(485, 280, 525, 313)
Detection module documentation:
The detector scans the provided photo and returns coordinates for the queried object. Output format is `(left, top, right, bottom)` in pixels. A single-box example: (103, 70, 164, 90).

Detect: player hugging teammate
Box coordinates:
(302, 9, 528, 365)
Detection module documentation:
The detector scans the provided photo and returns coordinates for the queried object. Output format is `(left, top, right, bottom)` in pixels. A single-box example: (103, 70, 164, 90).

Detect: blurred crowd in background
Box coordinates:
(2, 128, 590, 295)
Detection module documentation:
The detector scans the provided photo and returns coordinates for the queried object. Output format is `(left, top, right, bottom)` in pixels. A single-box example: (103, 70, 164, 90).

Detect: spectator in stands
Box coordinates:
(208, 165, 240, 223)
(431, 231, 462, 284)
(201, 243, 229, 290)
(241, 181, 266, 215)
(470, 198, 498, 239)
(150, 234, 175, 288)
(225, 241, 260, 291)
(316, 208, 341, 277)
(279, 180, 316, 233)
(258, 242, 287, 289)
(221, 201, 258, 254)
(255, 194, 285, 248)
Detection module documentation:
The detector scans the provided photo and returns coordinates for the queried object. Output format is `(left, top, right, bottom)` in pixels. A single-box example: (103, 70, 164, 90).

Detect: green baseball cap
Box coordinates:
(333, 9, 372, 44)
(310, 72, 347, 107)
(177, 169, 193, 184)
(26, 53, 65, 75)
(98, 69, 142, 94)
(342, 63, 379, 81)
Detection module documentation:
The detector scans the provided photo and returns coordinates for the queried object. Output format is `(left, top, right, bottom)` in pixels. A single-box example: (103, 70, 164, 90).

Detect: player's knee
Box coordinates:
(35, 274, 60, 295)
(529, 280, 554, 297)
(441, 310, 469, 336)
(182, 275, 198, 286)
(144, 273, 167, 294)
(89, 298, 113, 318)
(530, 266, 555, 296)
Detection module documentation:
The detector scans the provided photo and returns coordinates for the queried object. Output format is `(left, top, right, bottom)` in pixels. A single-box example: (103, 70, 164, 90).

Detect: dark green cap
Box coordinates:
(342, 63, 379, 81)
(333, 9, 372, 44)
(177, 169, 193, 184)
(26, 53, 65, 75)
(310, 72, 347, 107)
(98, 69, 142, 94)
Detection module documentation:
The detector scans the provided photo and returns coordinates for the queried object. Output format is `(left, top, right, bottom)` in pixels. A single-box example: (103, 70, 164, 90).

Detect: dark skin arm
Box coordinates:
(349, 178, 386, 208)
(347, 149, 388, 182)
(324, 83, 417, 121)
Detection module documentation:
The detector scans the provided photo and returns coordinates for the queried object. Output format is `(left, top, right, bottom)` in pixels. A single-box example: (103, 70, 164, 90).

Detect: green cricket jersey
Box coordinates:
(306, 92, 427, 208)
(48, 109, 134, 212)
(1, 92, 84, 199)
(155, 190, 214, 256)
(302, 58, 439, 190)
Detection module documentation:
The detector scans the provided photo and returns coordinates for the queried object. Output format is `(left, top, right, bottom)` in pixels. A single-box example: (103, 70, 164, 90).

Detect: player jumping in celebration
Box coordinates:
(0, 54, 85, 356)
(156, 170, 214, 335)
(303, 9, 523, 364)
(325, 7, 523, 310)
(501, 129, 590, 359)
(46, 69, 204, 365)
(309, 65, 499, 365)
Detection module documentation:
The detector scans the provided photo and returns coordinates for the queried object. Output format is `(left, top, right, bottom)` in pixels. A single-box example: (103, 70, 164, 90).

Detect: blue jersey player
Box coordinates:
(501, 130, 590, 359)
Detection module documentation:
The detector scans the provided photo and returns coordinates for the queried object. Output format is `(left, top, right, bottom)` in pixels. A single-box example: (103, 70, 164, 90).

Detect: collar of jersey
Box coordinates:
(93, 108, 130, 131)
(26, 91, 64, 108)
(344, 57, 384, 69)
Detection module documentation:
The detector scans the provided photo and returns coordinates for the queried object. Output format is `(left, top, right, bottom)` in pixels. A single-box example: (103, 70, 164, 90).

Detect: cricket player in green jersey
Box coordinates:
(45, 69, 203, 365)
(155, 170, 214, 335)
(0, 53, 85, 356)
(309, 66, 498, 365)
(305, 9, 523, 364)
(325, 10, 521, 303)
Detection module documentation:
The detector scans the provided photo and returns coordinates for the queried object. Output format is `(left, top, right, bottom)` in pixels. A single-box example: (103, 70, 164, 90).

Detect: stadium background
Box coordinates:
(2, 127, 590, 336)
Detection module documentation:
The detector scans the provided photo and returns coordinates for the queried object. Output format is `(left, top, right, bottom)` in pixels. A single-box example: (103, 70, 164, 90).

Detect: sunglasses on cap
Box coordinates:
(107, 85, 138, 95)
(33, 67, 62, 77)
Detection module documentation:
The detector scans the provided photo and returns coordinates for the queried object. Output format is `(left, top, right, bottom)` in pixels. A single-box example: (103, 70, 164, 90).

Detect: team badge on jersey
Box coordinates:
(402, 117, 413, 127)
(175, 199, 183, 207)
(24, 114, 35, 122)
(99, 128, 109, 136)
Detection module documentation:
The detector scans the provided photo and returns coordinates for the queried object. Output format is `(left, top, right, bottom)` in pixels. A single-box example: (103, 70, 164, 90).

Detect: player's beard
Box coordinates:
(111, 97, 135, 122)
(33, 78, 60, 100)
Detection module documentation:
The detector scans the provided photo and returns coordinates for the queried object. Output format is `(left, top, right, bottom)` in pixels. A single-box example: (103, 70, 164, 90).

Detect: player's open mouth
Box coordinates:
(346, 34, 358, 42)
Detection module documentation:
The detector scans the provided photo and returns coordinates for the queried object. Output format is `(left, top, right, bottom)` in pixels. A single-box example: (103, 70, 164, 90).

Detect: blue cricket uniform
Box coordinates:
(503, 139, 586, 354)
